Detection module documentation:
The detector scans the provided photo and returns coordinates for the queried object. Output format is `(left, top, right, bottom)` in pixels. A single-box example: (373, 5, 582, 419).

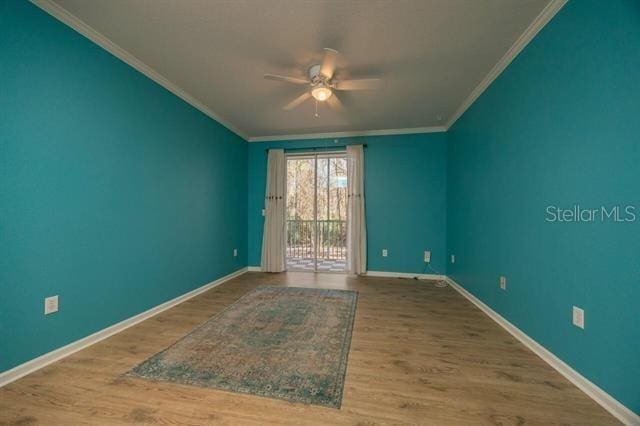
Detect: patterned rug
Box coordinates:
(127, 286, 358, 408)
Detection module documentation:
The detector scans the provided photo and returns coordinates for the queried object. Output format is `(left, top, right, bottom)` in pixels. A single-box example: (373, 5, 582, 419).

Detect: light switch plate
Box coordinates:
(573, 306, 585, 329)
(44, 295, 58, 315)
(233, 248, 238, 257)
(499, 276, 507, 290)
(450, 254, 456, 264)
(424, 250, 431, 263)
(382, 249, 388, 257)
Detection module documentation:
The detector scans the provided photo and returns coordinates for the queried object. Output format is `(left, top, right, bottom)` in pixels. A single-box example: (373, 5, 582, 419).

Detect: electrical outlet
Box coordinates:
(423, 250, 431, 263)
(233, 248, 238, 257)
(450, 254, 456, 264)
(499, 276, 507, 290)
(572, 306, 585, 329)
(44, 295, 58, 315)
(382, 249, 388, 257)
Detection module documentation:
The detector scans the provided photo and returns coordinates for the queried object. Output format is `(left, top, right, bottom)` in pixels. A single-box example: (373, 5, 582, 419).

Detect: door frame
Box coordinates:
(285, 150, 347, 273)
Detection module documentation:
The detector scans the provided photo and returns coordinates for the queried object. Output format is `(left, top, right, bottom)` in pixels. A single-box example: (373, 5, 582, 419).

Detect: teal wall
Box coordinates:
(2, 0, 637, 415)
(0, 1, 247, 372)
(248, 134, 447, 274)
(447, 0, 639, 414)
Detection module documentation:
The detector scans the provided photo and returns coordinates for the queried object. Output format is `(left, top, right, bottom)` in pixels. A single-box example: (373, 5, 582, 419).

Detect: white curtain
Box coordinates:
(346, 145, 367, 275)
(261, 149, 286, 272)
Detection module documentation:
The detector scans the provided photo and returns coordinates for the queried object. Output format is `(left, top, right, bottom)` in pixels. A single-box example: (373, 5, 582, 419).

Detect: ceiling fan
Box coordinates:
(264, 48, 381, 115)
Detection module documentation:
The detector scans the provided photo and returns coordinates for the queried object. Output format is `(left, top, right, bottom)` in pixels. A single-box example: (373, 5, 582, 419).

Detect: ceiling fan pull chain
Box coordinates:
(314, 100, 319, 118)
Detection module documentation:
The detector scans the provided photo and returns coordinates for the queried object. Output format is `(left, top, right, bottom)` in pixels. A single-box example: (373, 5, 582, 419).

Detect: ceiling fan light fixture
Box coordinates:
(265, 48, 380, 113)
(311, 84, 332, 102)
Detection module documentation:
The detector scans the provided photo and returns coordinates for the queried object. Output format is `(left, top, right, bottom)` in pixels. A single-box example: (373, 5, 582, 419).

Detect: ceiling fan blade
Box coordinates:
(264, 74, 309, 85)
(320, 48, 338, 79)
(334, 78, 381, 91)
(326, 93, 344, 111)
(283, 92, 311, 110)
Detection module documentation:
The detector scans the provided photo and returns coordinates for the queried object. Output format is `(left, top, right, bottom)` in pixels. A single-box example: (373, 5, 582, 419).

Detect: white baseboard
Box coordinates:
(446, 277, 639, 425)
(247, 267, 445, 279)
(248, 266, 445, 279)
(0, 267, 248, 388)
(366, 270, 446, 281)
(2, 267, 634, 423)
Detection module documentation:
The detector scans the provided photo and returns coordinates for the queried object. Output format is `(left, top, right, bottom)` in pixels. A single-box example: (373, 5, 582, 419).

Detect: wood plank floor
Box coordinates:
(0, 272, 617, 425)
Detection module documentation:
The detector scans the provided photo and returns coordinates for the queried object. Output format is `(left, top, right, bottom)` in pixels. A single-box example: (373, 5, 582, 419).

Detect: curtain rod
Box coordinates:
(265, 144, 367, 152)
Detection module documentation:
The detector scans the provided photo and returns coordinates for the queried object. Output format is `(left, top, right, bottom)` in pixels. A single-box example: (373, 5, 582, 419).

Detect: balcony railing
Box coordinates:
(286, 219, 346, 260)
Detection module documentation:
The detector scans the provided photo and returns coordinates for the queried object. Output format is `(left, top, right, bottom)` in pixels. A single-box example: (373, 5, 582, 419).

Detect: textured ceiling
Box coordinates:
(52, 0, 550, 139)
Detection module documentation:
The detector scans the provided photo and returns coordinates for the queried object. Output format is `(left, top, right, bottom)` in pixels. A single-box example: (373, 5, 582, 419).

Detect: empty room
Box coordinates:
(1, 0, 638, 424)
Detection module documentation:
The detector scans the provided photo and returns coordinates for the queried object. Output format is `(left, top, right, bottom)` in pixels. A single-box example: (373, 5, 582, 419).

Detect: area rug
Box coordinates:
(127, 286, 358, 408)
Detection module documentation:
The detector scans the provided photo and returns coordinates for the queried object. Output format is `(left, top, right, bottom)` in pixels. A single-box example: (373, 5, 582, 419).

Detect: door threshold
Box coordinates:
(286, 269, 347, 275)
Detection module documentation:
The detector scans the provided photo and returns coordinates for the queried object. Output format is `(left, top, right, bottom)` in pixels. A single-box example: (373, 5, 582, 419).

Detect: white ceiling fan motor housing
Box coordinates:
(308, 64, 323, 84)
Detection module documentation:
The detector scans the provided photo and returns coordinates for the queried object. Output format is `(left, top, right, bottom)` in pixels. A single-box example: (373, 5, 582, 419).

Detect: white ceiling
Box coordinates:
(49, 0, 552, 140)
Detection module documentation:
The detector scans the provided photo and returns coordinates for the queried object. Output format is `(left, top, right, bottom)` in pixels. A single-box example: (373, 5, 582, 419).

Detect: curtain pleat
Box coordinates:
(346, 145, 367, 275)
(261, 149, 286, 272)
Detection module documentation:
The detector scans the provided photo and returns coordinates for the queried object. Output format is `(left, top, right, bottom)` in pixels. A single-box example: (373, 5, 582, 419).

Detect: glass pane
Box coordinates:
(286, 157, 315, 221)
(317, 155, 347, 271)
(316, 157, 328, 221)
(286, 157, 316, 270)
(329, 157, 347, 222)
(285, 154, 347, 272)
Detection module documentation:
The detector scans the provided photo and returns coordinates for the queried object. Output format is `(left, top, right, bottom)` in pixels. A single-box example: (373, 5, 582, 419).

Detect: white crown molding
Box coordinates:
(30, 0, 567, 142)
(31, 0, 444, 143)
(247, 126, 447, 142)
(446, 276, 639, 425)
(445, 0, 568, 130)
(0, 267, 248, 388)
(29, 0, 249, 141)
(30, 0, 568, 142)
(249, 0, 567, 143)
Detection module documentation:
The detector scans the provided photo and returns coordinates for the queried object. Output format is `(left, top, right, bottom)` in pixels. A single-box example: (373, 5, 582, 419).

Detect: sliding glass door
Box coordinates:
(285, 152, 347, 272)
